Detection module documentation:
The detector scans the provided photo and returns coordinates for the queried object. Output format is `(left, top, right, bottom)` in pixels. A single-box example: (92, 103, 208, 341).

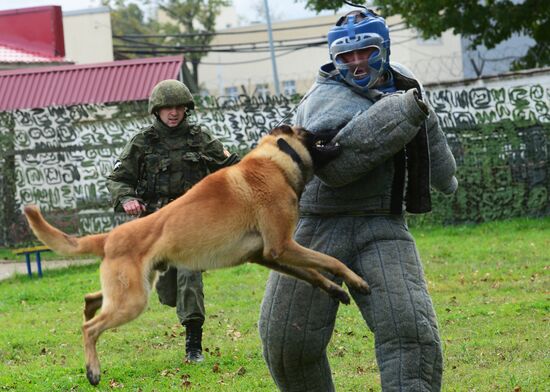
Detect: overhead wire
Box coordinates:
(112, 18, 411, 64)
(113, 20, 407, 39)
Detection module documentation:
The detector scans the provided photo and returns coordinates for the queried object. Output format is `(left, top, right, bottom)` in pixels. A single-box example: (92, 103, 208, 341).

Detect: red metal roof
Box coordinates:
(0, 6, 65, 58)
(0, 56, 183, 111)
(0, 42, 69, 64)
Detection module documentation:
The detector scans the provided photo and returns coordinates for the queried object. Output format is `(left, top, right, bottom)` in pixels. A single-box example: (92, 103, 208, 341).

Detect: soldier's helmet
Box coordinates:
(148, 79, 195, 114)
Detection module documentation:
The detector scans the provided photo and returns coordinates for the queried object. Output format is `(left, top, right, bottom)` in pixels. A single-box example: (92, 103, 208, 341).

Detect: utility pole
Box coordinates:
(263, 0, 280, 95)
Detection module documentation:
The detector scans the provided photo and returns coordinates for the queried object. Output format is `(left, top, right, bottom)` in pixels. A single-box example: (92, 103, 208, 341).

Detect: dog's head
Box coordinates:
(269, 124, 341, 171)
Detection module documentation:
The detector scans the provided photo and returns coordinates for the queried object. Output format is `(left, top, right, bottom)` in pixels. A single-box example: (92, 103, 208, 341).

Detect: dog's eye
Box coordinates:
(276, 125, 293, 134)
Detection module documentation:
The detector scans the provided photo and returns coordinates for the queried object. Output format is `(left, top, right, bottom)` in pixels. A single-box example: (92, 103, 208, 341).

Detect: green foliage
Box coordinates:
(0, 218, 548, 390)
(102, 0, 162, 60)
(104, 0, 229, 85)
(301, 0, 550, 70)
(408, 120, 550, 226)
(159, 0, 230, 84)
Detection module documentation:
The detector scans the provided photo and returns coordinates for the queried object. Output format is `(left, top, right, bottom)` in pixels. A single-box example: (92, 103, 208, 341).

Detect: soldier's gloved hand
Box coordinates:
(122, 199, 146, 216)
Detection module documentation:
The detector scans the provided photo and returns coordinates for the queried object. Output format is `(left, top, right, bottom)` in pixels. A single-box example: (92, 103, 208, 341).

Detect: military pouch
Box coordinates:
(139, 154, 160, 199)
(181, 151, 209, 188)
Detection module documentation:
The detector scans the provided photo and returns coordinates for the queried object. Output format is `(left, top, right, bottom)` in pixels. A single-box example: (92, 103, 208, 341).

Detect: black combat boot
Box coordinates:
(184, 321, 204, 363)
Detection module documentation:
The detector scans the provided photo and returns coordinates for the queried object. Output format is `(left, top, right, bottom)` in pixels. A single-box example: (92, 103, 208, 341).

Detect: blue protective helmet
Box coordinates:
(327, 10, 390, 90)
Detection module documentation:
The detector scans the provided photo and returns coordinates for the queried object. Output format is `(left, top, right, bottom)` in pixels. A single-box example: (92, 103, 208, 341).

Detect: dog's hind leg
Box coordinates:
(252, 259, 351, 304)
(84, 291, 103, 321)
(83, 259, 150, 385)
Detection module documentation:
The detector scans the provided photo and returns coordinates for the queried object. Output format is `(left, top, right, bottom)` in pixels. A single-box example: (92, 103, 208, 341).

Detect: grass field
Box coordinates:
(0, 218, 548, 391)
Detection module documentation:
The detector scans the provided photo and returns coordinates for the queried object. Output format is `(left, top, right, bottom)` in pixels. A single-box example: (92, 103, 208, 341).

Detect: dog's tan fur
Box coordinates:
(24, 125, 370, 385)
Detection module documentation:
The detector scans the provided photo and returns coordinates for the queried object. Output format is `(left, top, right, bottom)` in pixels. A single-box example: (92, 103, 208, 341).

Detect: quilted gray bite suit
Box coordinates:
(259, 63, 457, 392)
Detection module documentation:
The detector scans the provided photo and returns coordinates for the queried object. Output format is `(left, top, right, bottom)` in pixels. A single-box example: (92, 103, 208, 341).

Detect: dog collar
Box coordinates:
(277, 138, 304, 169)
(276, 138, 306, 197)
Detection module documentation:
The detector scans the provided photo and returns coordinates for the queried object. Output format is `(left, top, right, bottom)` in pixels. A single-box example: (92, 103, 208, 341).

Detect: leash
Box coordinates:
(274, 82, 323, 127)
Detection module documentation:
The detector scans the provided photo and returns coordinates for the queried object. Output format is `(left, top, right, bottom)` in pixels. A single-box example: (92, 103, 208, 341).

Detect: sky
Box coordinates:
(0, 0, 343, 23)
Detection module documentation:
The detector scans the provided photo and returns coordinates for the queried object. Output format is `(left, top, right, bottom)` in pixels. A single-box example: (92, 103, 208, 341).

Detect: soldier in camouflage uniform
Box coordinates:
(107, 79, 239, 363)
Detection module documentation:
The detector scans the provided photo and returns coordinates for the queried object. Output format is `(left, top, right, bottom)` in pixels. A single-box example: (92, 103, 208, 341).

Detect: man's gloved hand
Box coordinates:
(122, 199, 146, 216)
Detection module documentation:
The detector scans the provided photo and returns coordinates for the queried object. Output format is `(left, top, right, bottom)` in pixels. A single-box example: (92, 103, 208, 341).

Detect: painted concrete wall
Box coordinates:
(424, 68, 550, 128)
(0, 68, 548, 243)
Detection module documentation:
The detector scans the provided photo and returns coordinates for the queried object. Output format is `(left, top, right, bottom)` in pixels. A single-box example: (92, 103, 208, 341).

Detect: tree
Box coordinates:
(103, 0, 229, 90)
(301, 0, 550, 70)
(101, 0, 161, 60)
(159, 0, 230, 86)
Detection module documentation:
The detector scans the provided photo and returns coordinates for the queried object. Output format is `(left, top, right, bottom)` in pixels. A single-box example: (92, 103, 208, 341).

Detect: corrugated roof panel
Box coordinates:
(0, 56, 183, 111)
(112, 65, 130, 102)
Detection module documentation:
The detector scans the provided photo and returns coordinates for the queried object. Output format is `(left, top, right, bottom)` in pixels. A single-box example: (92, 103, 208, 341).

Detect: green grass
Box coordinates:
(0, 218, 548, 391)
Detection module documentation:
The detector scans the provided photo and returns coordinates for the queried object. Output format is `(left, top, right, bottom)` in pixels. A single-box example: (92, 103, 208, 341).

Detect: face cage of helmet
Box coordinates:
(333, 38, 387, 89)
(329, 11, 389, 89)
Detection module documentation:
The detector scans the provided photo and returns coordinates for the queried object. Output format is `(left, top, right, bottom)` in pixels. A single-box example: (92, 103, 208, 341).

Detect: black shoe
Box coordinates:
(185, 321, 204, 363)
(185, 348, 204, 363)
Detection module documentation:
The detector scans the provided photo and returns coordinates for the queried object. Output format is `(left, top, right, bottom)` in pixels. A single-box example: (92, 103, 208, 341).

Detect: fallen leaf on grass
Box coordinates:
(236, 366, 246, 376)
(181, 374, 192, 389)
(334, 346, 346, 357)
(108, 379, 124, 388)
(356, 366, 367, 375)
(226, 326, 242, 341)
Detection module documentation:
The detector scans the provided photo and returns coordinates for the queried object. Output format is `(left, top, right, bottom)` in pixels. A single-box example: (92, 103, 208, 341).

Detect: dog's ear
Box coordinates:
(270, 124, 294, 136)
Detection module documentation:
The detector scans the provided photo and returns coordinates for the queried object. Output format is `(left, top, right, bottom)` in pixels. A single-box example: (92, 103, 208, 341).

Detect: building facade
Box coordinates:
(63, 7, 114, 64)
(197, 13, 465, 96)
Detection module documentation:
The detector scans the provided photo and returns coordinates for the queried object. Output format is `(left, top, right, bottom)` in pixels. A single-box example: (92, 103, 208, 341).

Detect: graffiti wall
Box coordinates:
(0, 70, 549, 244)
(424, 72, 550, 127)
(0, 95, 295, 244)
(418, 72, 550, 225)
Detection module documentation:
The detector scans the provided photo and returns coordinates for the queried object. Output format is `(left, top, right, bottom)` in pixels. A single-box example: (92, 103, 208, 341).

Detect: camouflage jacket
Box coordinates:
(107, 117, 239, 212)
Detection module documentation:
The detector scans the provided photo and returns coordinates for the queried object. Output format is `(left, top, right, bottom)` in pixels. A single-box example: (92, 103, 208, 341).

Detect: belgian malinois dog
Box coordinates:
(24, 125, 371, 385)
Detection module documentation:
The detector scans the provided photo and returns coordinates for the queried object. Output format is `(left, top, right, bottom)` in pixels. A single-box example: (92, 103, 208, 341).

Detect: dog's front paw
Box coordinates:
(327, 285, 350, 305)
(357, 280, 371, 295)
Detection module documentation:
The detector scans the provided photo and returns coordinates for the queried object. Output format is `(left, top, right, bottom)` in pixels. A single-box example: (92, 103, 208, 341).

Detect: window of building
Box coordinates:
(254, 83, 270, 98)
(282, 80, 296, 96)
(224, 86, 239, 98)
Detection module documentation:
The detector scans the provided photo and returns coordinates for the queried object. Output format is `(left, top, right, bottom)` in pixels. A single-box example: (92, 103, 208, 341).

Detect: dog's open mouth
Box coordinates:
(314, 139, 339, 148)
(313, 133, 340, 153)
(308, 131, 341, 169)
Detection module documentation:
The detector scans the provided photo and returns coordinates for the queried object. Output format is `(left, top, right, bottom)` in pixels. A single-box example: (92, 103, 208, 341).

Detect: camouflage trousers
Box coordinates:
(259, 215, 442, 391)
(156, 266, 205, 326)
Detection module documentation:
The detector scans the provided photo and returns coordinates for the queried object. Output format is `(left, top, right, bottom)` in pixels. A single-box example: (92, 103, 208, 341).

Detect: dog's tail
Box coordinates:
(23, 205, 107, 258)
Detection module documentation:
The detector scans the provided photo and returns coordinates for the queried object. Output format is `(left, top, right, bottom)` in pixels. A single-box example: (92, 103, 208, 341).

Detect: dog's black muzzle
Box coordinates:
(302, 128, 342, 170)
